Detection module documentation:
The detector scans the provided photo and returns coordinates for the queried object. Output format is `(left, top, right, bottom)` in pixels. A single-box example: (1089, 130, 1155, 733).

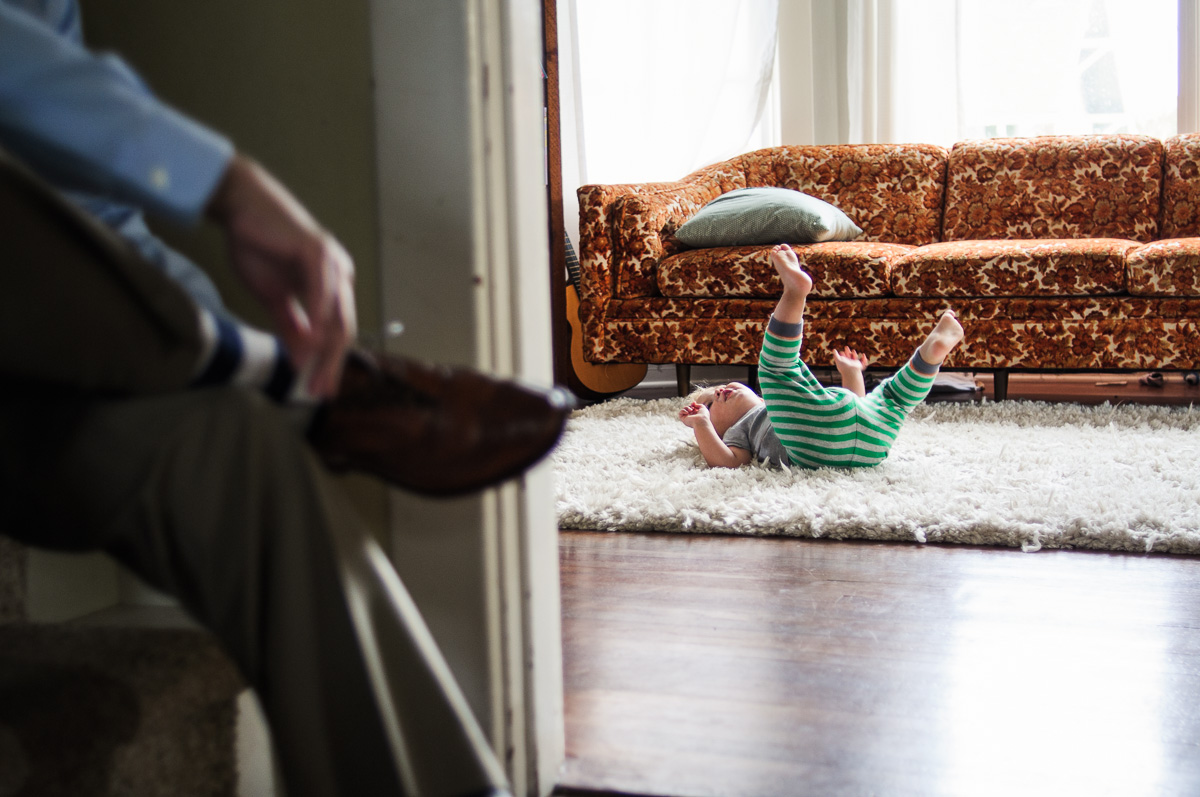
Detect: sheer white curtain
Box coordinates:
(784, 0, 1181, 147)
(558, 0, 779, 244)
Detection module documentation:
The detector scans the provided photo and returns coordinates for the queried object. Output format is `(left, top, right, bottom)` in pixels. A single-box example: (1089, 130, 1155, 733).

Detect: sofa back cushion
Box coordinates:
(1161, 133, 1200, 238)
(942, 134, 1163, 242)
(892, 239, 1136, 298)
(657, 242, 912, 299)
(744, 144, 948, 246)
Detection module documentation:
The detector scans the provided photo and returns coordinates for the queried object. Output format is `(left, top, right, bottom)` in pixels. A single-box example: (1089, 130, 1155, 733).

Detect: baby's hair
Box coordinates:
(684, 383, 721, 407)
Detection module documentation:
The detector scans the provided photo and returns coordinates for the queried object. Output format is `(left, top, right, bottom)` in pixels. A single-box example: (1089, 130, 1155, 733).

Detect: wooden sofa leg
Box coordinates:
(993, 369, 1009, 401)
(676, 364, 691, 397)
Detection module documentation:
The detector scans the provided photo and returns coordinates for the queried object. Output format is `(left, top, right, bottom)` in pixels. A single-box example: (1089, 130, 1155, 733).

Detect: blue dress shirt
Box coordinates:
(0, 0, 237, 311)
(0, 0, 233, 223)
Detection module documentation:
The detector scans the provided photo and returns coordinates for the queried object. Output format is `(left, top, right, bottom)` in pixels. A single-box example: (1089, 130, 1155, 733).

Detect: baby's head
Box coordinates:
(688, 382, 764, 436)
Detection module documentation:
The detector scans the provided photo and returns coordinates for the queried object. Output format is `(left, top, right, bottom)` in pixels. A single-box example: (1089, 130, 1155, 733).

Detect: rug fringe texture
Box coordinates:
(553, 398, 1200, 554)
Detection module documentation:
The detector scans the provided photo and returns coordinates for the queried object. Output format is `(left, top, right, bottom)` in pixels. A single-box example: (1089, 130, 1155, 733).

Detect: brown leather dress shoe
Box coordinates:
(308, 349, 573, 497)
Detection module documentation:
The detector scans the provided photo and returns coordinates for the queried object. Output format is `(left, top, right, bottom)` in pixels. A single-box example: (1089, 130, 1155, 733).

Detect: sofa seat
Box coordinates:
(586, 295, 1200, 370)
(657, 241, 911, 299)
(891, 238, 1139, 297)
(1127, 238, 1200, 295)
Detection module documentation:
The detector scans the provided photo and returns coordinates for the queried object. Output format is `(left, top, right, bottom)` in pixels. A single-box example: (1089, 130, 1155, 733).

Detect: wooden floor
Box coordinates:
(556, 531, 1200, 797)
(554, 375, 1200, 796)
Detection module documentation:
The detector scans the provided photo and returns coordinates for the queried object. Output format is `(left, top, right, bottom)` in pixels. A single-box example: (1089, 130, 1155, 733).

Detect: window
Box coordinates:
(891, 0, 1178, 145)
(958, 0, 1177, 139)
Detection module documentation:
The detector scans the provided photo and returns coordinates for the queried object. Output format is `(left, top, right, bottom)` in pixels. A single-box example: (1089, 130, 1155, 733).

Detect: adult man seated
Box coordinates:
(0, 1, 567, 794)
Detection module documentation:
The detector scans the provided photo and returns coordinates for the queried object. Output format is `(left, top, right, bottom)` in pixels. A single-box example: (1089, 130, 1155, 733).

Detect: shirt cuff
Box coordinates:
(111, 101, 235, 225)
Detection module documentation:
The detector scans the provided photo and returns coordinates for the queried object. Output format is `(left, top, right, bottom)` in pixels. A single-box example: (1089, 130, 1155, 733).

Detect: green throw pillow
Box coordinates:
(674, 187, 862, 248)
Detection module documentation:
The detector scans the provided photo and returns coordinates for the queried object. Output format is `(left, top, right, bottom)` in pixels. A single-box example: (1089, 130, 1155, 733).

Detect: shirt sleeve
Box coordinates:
(722, 414, 752, 453)
(0, 1, 234, 224)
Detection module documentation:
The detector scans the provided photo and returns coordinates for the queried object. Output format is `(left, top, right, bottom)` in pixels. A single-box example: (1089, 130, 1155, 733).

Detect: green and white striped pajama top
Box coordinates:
(758, 327, 938, 469)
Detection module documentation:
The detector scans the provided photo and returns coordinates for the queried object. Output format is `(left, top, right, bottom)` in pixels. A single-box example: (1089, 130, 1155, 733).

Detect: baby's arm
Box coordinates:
(833, 346, 869, 398)
(679, 402, 753, 468)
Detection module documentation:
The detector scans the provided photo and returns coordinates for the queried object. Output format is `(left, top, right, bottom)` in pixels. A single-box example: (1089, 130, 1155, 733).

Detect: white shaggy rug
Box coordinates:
(553, 398, 1200, 554)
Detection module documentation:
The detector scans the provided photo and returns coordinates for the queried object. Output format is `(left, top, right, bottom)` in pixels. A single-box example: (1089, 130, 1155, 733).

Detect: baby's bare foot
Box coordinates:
(918, 310, 965, 365)
(770, 244, 813, 297)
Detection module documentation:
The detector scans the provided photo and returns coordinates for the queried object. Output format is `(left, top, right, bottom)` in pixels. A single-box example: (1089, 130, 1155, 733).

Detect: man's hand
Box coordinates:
(205, 154, 356, 399)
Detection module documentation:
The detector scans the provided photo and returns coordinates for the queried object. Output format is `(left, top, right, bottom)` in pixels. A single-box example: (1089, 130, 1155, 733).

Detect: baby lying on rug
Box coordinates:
(679, 244, 964, 469)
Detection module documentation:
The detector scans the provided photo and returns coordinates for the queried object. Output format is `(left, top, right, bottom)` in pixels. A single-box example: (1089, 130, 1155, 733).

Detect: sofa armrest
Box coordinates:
(577, 184, 641, 306)
(578, 166, 744, 303)
(610, 190, 717, 297)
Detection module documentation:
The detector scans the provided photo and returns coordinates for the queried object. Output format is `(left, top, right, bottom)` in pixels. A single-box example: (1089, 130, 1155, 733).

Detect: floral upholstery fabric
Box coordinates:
(582, 143, 948, 300)
(581, 296, 1200, 371)
(891, 239, 1136, 297)
(576, 136, 1200, 377)
(1126, 238, 1200, 296)
(1160, 134, 1200, 238)
(750, 145, 948, 245)
(657, 242, 911, 299)
(942, 135, 1162, 242)
(577, 183, 664, 305)
(597, 296, 1200, 323)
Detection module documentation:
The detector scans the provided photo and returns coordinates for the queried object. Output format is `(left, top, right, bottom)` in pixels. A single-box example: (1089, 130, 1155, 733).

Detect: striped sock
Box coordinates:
(190, 309, 314, 403)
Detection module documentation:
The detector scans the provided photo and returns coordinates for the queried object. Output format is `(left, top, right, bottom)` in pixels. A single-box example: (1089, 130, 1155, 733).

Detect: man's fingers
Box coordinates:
(305, 275, 356, 398)
(291, 239, 356, 398)
(211, 154, 358, 394)
(270, 294, 315, 369)
(301, 237, 344, 337)
(306, 342, 342, 399)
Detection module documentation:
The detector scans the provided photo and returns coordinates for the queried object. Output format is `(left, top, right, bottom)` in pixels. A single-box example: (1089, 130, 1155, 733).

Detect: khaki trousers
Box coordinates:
(0, 149, 507, 797)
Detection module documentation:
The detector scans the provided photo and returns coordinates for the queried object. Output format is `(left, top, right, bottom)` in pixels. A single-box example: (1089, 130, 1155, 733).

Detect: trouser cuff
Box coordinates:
(767, 315, 803, 337)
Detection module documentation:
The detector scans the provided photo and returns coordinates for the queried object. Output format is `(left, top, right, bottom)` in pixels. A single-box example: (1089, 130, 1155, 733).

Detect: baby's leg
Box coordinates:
(758, 329, 858, 469)
(881, 310, 964, 410)
(762, 245, 867, 468)
(917, 309, 965, 367)
(853, 310, 965, 464)
(761, 243, 825, 409)
(768, 244, 812, 334)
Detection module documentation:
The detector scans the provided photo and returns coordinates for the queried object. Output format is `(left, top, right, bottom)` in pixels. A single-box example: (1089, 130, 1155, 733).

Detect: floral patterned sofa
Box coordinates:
(576, 133, 1200, 398)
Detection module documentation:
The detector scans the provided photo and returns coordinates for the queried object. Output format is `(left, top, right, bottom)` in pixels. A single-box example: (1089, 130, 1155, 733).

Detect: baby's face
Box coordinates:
(695, 382, 764, 436)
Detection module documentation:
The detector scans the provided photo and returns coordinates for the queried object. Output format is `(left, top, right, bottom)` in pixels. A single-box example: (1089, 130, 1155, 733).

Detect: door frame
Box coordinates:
(368, 1, 565, 793)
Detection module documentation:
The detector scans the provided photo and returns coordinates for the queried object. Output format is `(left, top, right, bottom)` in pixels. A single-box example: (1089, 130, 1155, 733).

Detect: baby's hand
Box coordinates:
(833, 346, 869, 372)
(679, 401, 711, 428)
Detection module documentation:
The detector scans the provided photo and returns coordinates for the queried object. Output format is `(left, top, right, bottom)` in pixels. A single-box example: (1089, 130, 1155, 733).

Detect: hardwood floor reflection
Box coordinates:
(557, 530, 1200, 797)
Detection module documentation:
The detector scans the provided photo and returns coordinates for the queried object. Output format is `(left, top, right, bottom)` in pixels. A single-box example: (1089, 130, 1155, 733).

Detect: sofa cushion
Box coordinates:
(942, 135, 1162, 242)
(587, 295, 1200, 370)
(657, 242, 912, 299)
(674, 187, 862, 247)
(891, 239, 1137, 297)
(1161, 134, 1200, 238)
(742, 144, 948, 246)
(1127, 238, 1200, 296)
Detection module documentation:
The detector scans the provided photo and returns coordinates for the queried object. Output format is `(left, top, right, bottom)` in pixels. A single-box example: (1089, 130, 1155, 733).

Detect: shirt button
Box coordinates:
(150, 166, 170, 190)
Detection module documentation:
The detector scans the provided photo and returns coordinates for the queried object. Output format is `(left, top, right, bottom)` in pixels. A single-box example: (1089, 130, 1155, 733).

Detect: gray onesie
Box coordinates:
(721, 404, 790, 467)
